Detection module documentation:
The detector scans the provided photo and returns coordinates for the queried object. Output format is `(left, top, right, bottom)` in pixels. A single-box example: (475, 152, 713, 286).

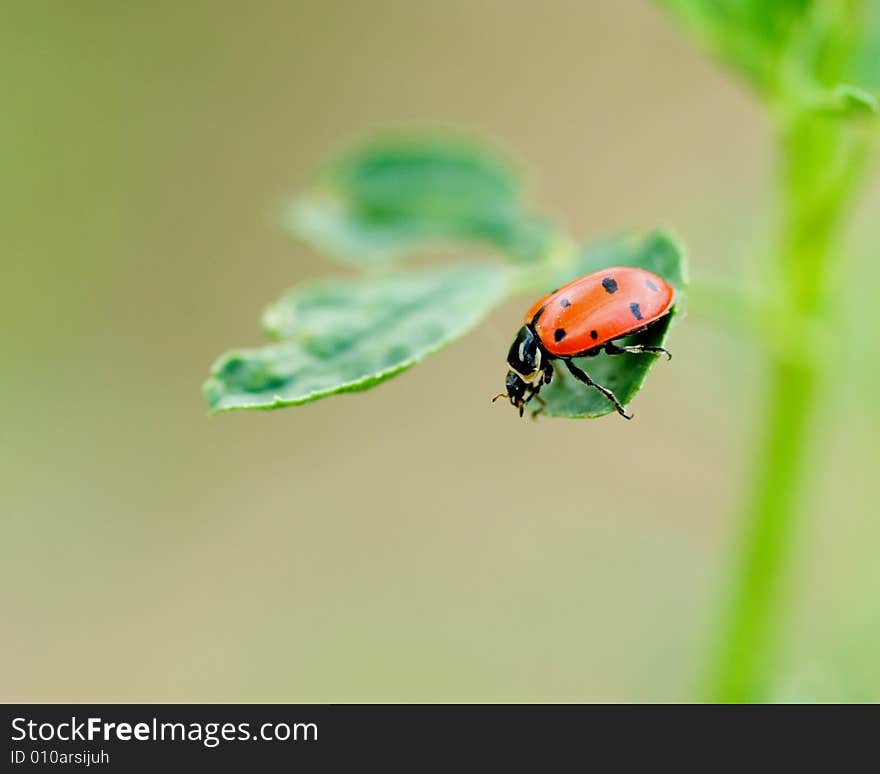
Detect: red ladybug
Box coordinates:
(494, 266, 675, 418)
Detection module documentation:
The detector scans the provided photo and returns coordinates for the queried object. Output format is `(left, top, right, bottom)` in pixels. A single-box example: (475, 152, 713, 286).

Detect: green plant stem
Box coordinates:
(705, 114, 871, 702)
(707, 356, 817, 701)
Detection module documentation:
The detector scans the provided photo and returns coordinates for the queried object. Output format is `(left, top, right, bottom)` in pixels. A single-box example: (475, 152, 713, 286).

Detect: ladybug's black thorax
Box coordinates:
(506, 324, 545, 377)
(503, 324, 555, 416)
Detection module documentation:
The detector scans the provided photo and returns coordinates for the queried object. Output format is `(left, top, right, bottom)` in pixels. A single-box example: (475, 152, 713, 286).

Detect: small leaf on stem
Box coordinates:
(535, 231, 688, 418)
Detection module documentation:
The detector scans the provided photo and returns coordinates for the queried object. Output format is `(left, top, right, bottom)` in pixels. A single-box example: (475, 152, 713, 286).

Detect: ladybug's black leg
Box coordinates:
(604, 342, 672, 360)
(564, 360, 633, 420)
(530, 394, 547, 421)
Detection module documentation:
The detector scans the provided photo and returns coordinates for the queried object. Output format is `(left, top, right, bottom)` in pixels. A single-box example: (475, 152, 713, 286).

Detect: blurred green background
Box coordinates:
(3, 1, 878, 702)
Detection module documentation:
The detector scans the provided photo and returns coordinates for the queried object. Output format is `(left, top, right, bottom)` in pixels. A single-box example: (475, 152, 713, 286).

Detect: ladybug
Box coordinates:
(494, 266, 675, 419)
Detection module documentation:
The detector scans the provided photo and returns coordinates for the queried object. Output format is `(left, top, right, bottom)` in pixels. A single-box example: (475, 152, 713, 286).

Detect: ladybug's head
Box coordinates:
(493, 325, 546, 417)
(503, 370, 529, 416)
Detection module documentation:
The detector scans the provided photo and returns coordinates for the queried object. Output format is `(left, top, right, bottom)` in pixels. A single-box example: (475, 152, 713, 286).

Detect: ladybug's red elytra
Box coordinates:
(494, 266, 675, 419)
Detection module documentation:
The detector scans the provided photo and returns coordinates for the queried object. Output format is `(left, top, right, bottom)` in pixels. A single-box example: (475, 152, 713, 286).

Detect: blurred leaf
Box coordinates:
(535, 231, 688, 418)
(802, 82, 879, 115)
(658, 0, 811, 91)
(659, 0, 880, 113)
(851, 0, 880, 88)
(204, 263, 510, 412)
(285, 133, 555, 265)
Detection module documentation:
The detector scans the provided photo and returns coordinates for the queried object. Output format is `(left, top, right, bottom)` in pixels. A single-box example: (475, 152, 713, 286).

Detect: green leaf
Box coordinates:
(285, 133, 555, 265)
(802, 82, 879, 115)
(850, 0, 880, 90)
(658, 0, 811, 92)
(535, 231, 688, 419)
(204, 263, 510, 412)
(659, 0, 880, 114)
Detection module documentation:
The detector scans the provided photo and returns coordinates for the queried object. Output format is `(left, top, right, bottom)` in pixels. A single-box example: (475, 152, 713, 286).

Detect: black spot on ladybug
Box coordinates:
(629, 302, 643, 321)
(602, 277, 618, 294)
(560, 298, 571, 308)
(554, 328, 566, 342)
(645, 279, 659, 292)
(590, 330, 598, 340)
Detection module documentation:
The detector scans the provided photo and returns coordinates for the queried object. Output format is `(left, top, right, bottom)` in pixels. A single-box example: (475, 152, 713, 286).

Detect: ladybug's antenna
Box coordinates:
(491, 393, 508, 403)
